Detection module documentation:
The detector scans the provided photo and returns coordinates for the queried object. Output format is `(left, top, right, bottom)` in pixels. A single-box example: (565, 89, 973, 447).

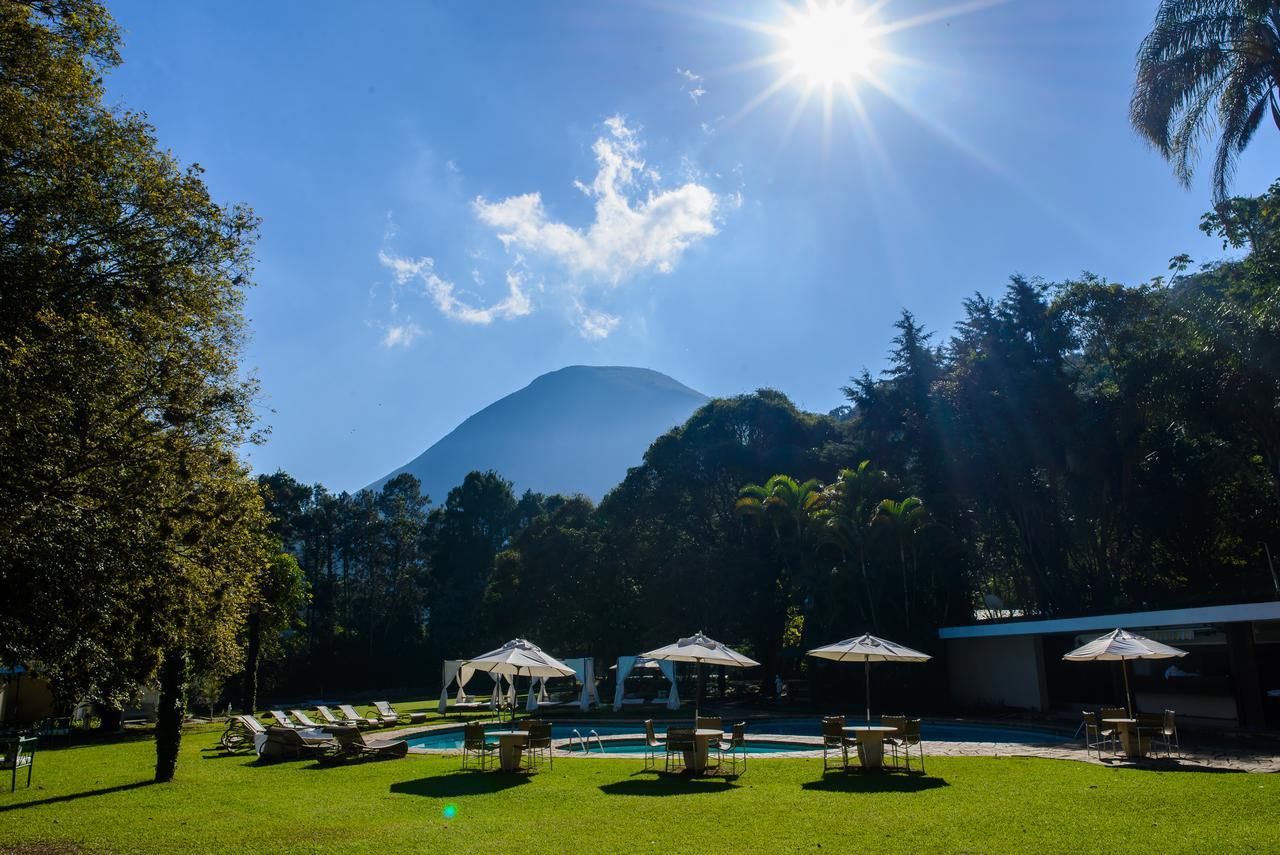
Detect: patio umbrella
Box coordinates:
(640, 632, 760, 719)
(461, 639, 576, 719)
(1062, 628, 1187, 717)
(806, 634, 931, 724)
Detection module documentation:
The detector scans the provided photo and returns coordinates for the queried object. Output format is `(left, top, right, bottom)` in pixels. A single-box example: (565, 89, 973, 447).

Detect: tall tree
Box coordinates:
(1131, 0, 1280, 203)
(0, 0, 268, 781)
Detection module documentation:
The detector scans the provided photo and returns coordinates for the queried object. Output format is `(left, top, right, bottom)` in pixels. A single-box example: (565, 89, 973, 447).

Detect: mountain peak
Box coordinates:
(367, 366, 708, 501)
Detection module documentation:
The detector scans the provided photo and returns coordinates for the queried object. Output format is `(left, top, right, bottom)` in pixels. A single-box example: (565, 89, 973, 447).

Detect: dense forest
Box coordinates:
(258, 183, 1280, 700)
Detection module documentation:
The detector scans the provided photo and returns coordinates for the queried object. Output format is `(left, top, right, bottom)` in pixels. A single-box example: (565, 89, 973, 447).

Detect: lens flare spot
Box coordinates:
(442, 804, 458, 820)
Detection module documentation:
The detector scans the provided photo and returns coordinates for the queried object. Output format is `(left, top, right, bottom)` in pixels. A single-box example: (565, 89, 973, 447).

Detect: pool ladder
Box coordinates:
(571, 728, 604, 753)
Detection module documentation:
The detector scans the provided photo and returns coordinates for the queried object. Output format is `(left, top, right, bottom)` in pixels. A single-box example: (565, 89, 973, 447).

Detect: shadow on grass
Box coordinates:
(598, 773, 741, 797)
(389, 772, 531, 798)
(801, 772, 948, 793)
(0, 780, 154, 813)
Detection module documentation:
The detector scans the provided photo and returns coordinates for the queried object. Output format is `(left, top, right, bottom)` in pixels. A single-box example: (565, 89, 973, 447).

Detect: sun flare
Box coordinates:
(781, 2, 881, 86)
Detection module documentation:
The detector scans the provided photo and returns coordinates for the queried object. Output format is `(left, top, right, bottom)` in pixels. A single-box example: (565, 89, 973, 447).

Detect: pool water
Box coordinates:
(403, 719, 1066, 752)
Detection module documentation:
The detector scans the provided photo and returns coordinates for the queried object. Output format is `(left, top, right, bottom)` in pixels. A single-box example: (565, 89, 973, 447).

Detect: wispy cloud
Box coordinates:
(677, 67, 707, 104)
(473, 116, 718, 286)
(575, 303, 620, 341)
(376, 115, 731, 343)
(378, 250, 533, 326)
(381, 319, 423, 349)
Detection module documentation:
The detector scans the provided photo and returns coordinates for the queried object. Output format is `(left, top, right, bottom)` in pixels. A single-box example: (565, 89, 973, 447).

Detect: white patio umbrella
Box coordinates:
(461, 639, 576, 719)
(1062, 628, 1187, 717)
(640, 632, 760, 718)
(806, 634, 932, 724)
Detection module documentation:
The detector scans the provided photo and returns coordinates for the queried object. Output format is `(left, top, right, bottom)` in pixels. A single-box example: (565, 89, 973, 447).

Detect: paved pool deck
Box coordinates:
(379, 717, 1280, 773)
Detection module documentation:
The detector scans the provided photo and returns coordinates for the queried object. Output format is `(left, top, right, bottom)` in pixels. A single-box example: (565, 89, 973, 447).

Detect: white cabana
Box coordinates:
(640, 632, 760, 717)
(438, 659, 478, 714)
(462, 639, 576, 719)
(559, 657, 601, 711)
(1063, 628, 1188, 716)
(807, 633, 931, 723)
(611, 656, 679, 711)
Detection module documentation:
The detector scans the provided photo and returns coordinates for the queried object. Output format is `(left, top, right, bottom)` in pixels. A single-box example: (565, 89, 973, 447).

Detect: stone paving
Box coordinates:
(388, 719, 1280, 773)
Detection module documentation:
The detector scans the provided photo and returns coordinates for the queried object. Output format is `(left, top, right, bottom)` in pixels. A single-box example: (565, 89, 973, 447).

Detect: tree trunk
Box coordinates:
(155, 647, 188, 783)
(241, 611, 262, 713)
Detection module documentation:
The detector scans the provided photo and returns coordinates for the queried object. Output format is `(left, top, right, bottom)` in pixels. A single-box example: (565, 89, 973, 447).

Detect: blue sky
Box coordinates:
(106, 1, 1280, 493)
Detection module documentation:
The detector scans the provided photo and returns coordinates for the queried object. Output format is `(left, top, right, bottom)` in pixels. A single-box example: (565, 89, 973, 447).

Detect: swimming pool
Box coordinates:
(403, 719, 1068, 752)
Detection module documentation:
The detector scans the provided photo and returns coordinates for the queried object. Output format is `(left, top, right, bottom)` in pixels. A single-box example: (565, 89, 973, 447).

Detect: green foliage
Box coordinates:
(0, 0, 273, 780)
(1131, 0, 1280, 203)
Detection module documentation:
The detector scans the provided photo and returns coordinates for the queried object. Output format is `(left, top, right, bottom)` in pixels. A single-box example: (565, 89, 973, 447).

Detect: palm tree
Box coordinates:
(874, 497, 926, 629)
(1131, 1, 1280, 204)
(812, 461, 886, 631)
(737, 474, 824, 645)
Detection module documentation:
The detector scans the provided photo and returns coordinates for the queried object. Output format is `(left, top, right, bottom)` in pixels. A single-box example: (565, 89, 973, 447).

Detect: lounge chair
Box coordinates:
(664, 727, 695, 773)
(268, 710, 301, 729)
(338, 704, 380, 728)
(642, 719, 662, 770)
(696, 715, 723, 732)
(448, 699, 490, 716)
(373, 701, 426, 725)
(221, 715, 266, 753)
(314, 706, 363, 728)
(289, 709, 328, 730)
(715, 722, 747, 776)
(258, 726, 334, 761)
(462, 722, 497, 770)
(326, 726, 408, 760)
(1, 736, 36, 791)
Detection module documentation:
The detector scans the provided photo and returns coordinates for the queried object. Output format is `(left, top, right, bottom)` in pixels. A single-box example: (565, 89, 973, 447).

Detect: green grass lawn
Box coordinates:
(1, 721, 1276, 854)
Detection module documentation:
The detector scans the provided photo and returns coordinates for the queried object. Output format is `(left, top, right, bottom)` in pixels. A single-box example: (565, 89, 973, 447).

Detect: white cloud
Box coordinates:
(677, 67, 706, 104)
(473, 116, 718, 285)
(381, 319, 423, 349)
(575, 304, 620, 341)
(379, 250, 532, 325)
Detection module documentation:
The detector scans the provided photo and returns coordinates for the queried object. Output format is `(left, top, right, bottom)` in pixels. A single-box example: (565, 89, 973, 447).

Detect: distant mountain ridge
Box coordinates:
(366, 366, 709, 502)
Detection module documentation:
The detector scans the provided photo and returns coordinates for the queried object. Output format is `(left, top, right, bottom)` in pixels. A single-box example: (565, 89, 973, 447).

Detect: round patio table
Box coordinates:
(487, 730, 529, 772)
(1102, 718, 1149, 759)
(842, 725, 899, 770)
(685, 728, 724, 773)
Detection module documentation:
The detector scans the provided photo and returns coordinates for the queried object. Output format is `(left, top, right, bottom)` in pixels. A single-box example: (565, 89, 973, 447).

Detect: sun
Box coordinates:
(781, 1, 882, 86)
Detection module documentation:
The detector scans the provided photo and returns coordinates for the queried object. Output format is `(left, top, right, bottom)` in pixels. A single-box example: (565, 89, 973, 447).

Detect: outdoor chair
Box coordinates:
(1140, 710, 1180, 758)
(289, 709, 328, 730)
(268, 710, 301, 729)
(524, 722, 554, 771)
(895, 719, 924, 772)
(258, 726, 334, 761)
(696, 715, 723, 732)
(315, 706, 365, 728)
(1, 736, 36, 792)
(822, 718, 851, 772)
(374, 701, 426, 726)
(221, 715, 266, 753)
(1081, 711, 1116, 757)
(337, 704, 380, 728)
(881, 715, 907, 768)
(664, 727, 695, 773)
(325, 726, 409, 761)
(642, 719, 662, 770)
(1099, 706, 1128, 723)
(715, 722, 747, 776)
(462, 722, 497, 770)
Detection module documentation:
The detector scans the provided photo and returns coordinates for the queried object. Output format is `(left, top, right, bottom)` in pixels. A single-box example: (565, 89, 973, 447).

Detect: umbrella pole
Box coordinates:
(865, 660, 871, 724)
(696, 660, 704, 721)
(1122, 660, 1134, 718)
